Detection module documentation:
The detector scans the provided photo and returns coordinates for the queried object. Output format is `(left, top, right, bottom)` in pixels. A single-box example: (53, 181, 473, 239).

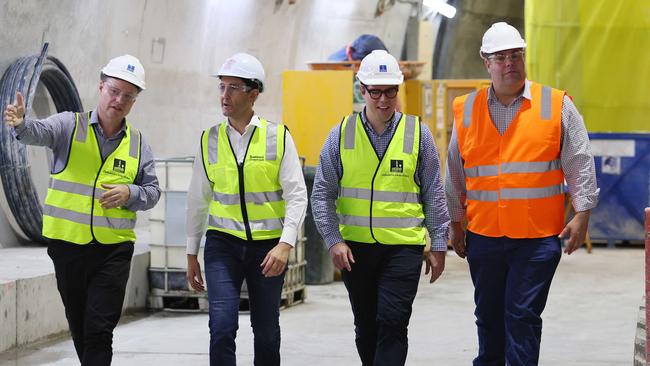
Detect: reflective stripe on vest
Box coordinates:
(466, 184, 564, 201)
(42, 112, 140, 244)
(337, 113, 426, 245)
(338, 214, 425, 229)
(202, 119, 286, 241)
(339, 187, 421, 204)
(463, 159, 563, 199)
(208, 215, 284, 232)
(452, 82, 565, 238)
(43, 204, 136, 230)
(212, 190, 284, 205)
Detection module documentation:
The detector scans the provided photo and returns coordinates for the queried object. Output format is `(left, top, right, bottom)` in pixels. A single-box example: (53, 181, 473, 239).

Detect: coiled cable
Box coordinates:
(0, 43, 83, 243)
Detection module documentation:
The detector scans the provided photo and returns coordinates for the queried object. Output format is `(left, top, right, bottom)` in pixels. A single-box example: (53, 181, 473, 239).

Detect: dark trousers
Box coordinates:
(465, 231, 561, 366)
(47, 240, 134, 366)
(341, 242, 423, 366)
(204, 231, 286, 366)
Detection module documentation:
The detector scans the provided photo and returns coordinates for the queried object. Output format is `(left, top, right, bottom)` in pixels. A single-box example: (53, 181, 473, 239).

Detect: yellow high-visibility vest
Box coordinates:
(202, 119, 286, 240)
(337, 113, 426, 245)
(42, 112, 140, 244)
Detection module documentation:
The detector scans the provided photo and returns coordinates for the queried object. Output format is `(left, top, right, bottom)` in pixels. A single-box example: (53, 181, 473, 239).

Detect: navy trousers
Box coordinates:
(341, 242, 423, 366)
(465, 231, 561, 366)
(204, 231, 286, 366)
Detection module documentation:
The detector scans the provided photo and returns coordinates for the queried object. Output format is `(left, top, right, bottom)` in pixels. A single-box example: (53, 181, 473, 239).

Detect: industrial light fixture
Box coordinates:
(422, 0, 456, 18)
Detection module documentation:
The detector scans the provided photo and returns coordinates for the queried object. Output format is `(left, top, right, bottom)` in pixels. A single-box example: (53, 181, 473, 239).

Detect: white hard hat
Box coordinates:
(215, 53, 265, 92)
(101, 54, 146, 90)
(356, 50, 403, 85)
(480, 22, 527, 55)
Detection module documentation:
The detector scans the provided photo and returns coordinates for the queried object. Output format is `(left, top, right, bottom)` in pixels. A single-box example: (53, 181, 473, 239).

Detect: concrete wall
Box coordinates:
(0, 281, 17, 353)
(0, 249, 149, 353)
(434, 0, 524, 78)
(0, 0, 411, 157)
(14, 274, 68, 346)
(0, 0, 412, 247)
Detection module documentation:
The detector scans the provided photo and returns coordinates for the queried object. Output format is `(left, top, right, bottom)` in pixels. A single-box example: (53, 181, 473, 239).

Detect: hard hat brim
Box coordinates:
(213, 71, 246, 79)
(356, 75, 404, 86)
(213, 71, 264, 93)
(480, 42, 527, 55)
(102, 69, 146, 90)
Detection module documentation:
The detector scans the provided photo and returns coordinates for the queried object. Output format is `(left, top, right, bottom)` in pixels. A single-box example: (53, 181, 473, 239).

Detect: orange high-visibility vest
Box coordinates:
(452, 82, 565, 238)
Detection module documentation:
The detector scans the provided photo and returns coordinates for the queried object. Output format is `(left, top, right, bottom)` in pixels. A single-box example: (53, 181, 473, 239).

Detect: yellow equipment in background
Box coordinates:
(403, 79, 490, 175)
(282, 64, 490, 172)
(526, 0, 650, 132)
(282, 70, 354, 166)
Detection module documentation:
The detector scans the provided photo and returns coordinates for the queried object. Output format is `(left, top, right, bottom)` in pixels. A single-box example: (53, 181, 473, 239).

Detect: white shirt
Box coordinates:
(185, 115, 308, 255)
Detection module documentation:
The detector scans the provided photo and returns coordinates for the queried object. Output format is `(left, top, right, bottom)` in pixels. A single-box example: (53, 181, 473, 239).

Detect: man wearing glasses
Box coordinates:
(446, 22, 598, 365)
(311, 49, 450, 366)
(3, 54, 160, 366)
(185, 52, 307, 366)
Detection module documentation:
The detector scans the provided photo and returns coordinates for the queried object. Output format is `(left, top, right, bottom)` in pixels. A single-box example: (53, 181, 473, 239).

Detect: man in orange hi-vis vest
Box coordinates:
(445, 22, 599, 366)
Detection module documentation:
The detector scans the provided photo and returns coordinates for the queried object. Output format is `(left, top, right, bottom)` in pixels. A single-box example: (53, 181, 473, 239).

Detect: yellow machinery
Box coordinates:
(403, 79, 490, 175)
(282, 68, 490, 172)
(282, 70, 354, 166)
(404, 79, 435, 134)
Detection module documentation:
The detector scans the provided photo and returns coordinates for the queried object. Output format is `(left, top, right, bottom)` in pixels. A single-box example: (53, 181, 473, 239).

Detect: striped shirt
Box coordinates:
(311, 109, 450, 251)
(445, 79, 599, 222)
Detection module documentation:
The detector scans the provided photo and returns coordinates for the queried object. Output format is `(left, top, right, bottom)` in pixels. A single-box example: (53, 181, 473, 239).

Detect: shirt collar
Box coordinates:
(522, 79, 532, 100)
(225, 114, 261, 133)
(487, 79, 532, 104)
(360, 108, 401, 133)
(90, 110, 127, 136)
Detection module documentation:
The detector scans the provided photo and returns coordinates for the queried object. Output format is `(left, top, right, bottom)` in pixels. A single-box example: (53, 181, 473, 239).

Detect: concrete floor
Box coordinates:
(0, 247, 643, 365)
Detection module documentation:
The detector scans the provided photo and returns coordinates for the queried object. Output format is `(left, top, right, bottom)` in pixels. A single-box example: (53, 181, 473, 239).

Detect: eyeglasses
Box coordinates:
(487, 50, 524, 64)
(219, 83, 251, 94)
(104, 83, 138, 103)
(362, 84, 399, 100)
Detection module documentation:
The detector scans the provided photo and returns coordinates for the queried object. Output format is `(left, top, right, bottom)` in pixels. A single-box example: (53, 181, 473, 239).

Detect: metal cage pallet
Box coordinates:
(241, 261, 307, 310)
(148, 261, 307, 312)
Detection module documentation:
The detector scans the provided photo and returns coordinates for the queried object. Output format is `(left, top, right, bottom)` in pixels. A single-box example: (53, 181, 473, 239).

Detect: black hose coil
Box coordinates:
(0, 43, 83, 243)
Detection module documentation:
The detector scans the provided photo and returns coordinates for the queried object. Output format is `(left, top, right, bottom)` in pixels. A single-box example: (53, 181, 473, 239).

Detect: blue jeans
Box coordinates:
(204, 231, 285, 366)
(341, 242, 423, 366)
(466, 231, 561, 366)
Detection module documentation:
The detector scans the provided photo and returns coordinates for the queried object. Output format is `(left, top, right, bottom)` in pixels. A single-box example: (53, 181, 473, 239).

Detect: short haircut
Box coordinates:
(242, 78, 261, 91)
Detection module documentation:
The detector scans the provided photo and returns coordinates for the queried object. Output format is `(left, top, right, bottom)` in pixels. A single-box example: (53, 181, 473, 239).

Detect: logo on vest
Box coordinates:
(248, 155, 265, 162)
(390, 159, 403, 173)
(113, 159, 126, 173)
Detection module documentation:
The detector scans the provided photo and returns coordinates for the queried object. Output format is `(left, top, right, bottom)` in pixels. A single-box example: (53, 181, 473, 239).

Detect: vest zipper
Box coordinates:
(360, 115, 402, 245)
(227, 125, 257, 242)
(369, 162, 382, 244)
(237, 161, 253, 241)
(90, 133, 108, 244)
